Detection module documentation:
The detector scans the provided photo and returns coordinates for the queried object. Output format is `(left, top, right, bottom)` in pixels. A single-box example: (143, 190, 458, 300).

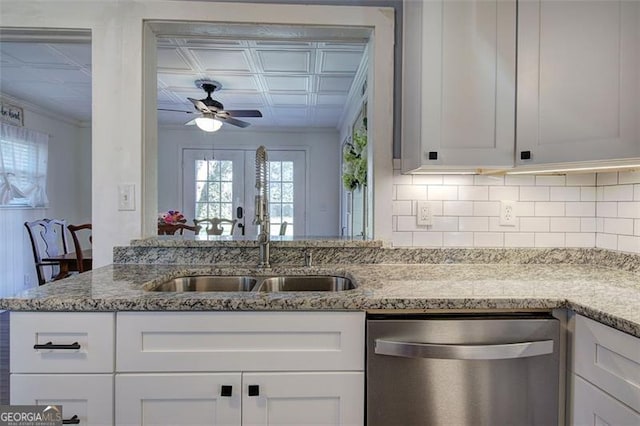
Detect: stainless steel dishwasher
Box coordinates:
(367, 313, 560, 426)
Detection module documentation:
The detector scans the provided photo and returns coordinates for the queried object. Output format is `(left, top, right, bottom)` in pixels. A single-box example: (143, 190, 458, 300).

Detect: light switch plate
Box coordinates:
(118, 184, 135, 211)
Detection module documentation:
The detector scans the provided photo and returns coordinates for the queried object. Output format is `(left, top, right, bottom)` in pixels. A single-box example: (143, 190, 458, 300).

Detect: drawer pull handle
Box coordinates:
(220, 385, 233, 397)
(248, 385, 260, 396)
(33, 341, 81, 351)
(63, 415, 80, 424)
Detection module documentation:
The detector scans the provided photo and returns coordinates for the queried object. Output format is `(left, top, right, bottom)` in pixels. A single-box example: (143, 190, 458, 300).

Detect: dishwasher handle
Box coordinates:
(375, 339, 554, 360)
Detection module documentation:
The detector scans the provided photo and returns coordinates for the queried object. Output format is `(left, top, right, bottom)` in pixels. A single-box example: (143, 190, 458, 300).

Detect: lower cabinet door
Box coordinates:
(573, 374, 640, 426)
(242, 372, 364, 426)
(11, 374, 113, 426)
(115, 373, 241, 425)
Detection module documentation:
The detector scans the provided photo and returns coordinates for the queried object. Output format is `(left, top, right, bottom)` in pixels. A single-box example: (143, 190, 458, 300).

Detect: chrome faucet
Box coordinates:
(254, 146, 270, 268)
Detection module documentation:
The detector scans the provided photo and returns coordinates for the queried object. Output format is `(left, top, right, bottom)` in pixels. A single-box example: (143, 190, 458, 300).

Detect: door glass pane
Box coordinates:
(268, 160, 295, 236)
(195, 160, 234, 224)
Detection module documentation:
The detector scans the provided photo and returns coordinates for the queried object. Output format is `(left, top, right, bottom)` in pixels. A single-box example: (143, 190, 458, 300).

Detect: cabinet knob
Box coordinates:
(62, 415, 80, 424)
(520, 151, 531, 160)
(220, 385, 233, 397)
(248, 385, 260, 396)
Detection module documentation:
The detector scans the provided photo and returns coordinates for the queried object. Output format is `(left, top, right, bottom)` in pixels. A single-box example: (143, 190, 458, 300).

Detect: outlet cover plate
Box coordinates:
(416, 201, 432, 226)
(500, 200, 517, 226)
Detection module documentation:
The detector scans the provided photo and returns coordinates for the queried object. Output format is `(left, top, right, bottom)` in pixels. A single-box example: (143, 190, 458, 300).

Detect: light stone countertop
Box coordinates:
(1, 262, 639, 338)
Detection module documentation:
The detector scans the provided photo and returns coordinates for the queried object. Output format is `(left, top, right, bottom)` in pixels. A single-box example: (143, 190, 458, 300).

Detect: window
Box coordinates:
(269, 160, 294, 236)
(195, 159, 234, 221)
(0, 124, 49, 207)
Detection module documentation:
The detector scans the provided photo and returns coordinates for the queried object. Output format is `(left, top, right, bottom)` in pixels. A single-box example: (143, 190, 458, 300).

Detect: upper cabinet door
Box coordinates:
(517, 0, 640, 165)
(402, 0, 516, 172)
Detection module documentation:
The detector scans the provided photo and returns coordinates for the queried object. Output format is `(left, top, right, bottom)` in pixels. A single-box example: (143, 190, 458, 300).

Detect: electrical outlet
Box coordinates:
(500, 201, 517, 226)
(416, 201, 432, 226)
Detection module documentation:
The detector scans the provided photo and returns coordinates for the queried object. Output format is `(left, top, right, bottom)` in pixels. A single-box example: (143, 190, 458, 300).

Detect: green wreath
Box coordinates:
(342, 129, 367, 191)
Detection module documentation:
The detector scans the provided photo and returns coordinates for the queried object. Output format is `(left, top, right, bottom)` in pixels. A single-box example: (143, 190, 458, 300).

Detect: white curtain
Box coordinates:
(0, 123, 49, 207)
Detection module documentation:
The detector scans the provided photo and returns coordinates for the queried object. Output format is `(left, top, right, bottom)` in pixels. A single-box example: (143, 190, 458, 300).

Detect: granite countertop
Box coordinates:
(1, 262, 639, 338)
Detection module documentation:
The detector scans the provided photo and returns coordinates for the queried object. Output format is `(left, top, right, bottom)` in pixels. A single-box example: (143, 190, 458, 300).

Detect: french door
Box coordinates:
(182, 148, 306, 237)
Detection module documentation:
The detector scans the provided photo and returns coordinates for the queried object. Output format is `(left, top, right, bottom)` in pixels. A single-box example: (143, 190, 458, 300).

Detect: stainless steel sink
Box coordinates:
(148, 276, 257, 292)
(147, 275, 355, 292)
(255, 276, 355, 292)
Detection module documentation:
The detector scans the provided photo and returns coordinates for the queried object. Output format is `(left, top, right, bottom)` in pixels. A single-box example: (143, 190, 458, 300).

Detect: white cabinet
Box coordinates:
(571, 315, 640, 424)
(517, 0, 640, 166)
(402, 0, 516, 172)
(11, 374, 114, 426)
(115, 373, 242, 425)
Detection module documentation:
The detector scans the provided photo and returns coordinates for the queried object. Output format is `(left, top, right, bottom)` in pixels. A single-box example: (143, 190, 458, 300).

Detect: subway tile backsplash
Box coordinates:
(391, 163, 640, 254)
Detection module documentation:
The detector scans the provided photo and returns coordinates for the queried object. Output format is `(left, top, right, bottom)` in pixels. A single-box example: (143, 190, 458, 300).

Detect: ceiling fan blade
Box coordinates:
(188, 97, 211, 113)
(217, 115, 251, 128)
(184, 118, 197, 126)
(224, 110, 263, 118)
(158, 108, 194, 114)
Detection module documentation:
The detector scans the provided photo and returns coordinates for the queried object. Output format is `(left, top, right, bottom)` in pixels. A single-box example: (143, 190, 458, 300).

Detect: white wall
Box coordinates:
(0, 104, 91, 296)
(158, 127, 341, 236)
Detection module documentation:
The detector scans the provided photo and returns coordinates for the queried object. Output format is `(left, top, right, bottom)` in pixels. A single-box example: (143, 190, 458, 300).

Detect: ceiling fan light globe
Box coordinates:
(195, 116, 223, 132)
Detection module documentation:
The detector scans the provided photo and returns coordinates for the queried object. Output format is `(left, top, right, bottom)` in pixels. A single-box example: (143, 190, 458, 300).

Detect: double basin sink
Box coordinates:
(147, 275, 355, 293)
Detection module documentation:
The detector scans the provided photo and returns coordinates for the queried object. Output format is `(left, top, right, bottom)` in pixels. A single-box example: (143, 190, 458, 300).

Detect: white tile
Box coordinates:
(474, 232, 504, 247)
(458, 186, 488, 201)
(636, 219, 640, 236)
(635, 184, 640, 201)
(596, 218, 605, 233)
(619, 171, 640, 185)
(474, 175, 504, 186)
(604, 185, 634, 201)
(565, 202, 596, 217)
(535, 233, 565, 247)
(428, 186, 458, 201)
(617, 202, 640, 219)
(473, 201, 500, 216)
(550, 217, 581, 232)
(393, 170, 412, 185)
(536, 175, 565, 186)
(596, 233, 618, 250)
(489, 217, 520, 232)
(393, 200, 412, 216)
(535, 202, 565, 216)
(596, 202, 617, 218)
(515, 202, 535, 217)
(617, 235, 640, 253)
(550, 187, 580, 201)
(565, 233, 595, 248)
(580, 187, 596, 201)
(566, 173, 596, 186)
(430, 216, 459, 231)
(520, 186, 549, 201)
(443, 232, 474, 247)
(443, 175, 474, 185)
(413, 231, 443, 247)
(396, 185, 427, 200)
(443, 201, 474, 216)
(580, 218, 597, 233)
(397, 216, 420, 231)
(489, 186, 519, 201)
(412, 175, 443, 185)
(392, 185, 396, 200)
(504, 233, 535, 247)
(520, 217, 549, 232)
(596, 187, 604, 202)
(459, 217, 489, 232)
(597, 172, 618, 186)
(604, 218, 634, 235)
(505, 175, 535, 186)
(392, 232, 413, 247)
(392, 216, 397, 232)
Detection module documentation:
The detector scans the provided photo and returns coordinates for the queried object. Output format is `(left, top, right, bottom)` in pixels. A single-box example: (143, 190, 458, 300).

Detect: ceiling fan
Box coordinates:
(158, 79, 262, 131)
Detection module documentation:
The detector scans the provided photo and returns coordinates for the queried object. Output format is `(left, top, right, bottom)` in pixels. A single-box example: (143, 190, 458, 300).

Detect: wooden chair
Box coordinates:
(194, 218, 237, 235)
(67, 223, 92, 273)
(158, 223, 201, 235)
(24, 219, 74, 285)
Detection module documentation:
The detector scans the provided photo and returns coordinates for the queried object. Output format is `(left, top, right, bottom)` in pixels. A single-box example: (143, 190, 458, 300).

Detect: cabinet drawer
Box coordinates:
(117, 311, 365, 372)
(572, 374, 640, 426)
(574, 315, 640, 412)
(11, 373, 114, 426)
(10, 312, 115, 373)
